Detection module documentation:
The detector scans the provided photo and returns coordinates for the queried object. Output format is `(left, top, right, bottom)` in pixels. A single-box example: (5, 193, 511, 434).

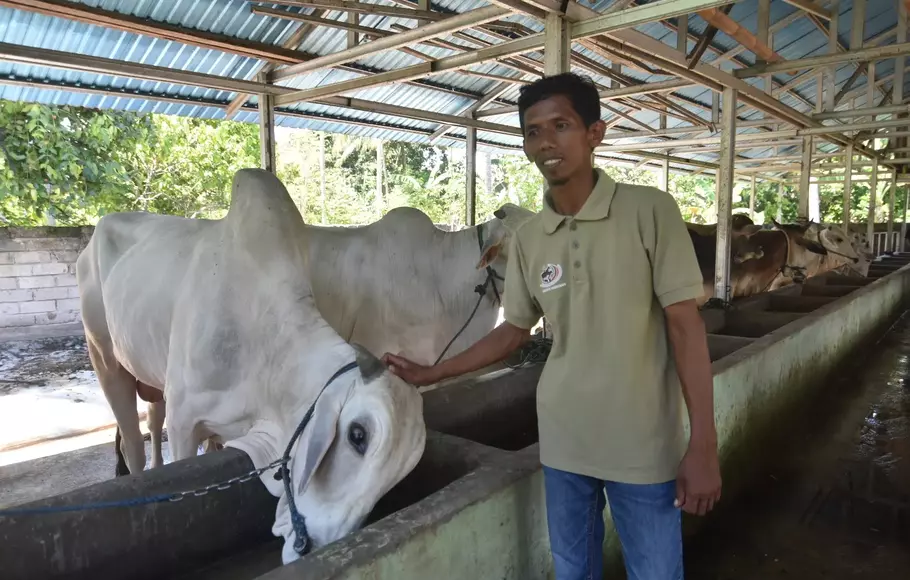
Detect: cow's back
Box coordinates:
(300, 208, 488, 362)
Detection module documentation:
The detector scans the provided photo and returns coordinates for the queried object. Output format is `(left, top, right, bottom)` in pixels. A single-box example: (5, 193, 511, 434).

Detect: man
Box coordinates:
(382, 73, 721, 580)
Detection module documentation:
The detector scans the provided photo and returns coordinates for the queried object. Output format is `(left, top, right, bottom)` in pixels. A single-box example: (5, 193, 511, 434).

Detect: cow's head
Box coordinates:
(731, 233, 765, 263)
(810, 223, 860, 264)
(476, 203, 536, 270)
(271, 344, 426, 564)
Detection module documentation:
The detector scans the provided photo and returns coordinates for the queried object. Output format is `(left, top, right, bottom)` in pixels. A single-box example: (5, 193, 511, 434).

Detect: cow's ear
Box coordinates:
(797, 238, 828, 255)
(477, 230, 505, 269)
(292, 381, 349, 495)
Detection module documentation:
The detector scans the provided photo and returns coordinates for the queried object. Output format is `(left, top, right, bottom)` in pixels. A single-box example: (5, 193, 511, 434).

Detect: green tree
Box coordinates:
(0, 102, 152, 225)
(124, 115, 259, 219)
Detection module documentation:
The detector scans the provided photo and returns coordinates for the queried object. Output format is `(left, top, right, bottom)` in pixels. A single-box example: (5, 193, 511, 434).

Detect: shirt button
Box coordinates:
(569, 221, 578, 231)
(574, 260, 581, 268)
(572, 240, 580, 249)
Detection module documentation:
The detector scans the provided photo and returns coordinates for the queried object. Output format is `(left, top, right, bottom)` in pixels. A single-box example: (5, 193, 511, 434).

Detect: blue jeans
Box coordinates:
(543, 465, 683, 580)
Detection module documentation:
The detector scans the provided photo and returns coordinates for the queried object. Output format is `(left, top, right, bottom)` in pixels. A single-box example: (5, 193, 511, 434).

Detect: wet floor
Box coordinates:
(686, 312, 910, 580)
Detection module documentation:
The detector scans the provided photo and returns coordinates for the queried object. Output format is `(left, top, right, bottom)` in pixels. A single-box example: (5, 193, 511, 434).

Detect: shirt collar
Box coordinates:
(541, 168, 617, 235)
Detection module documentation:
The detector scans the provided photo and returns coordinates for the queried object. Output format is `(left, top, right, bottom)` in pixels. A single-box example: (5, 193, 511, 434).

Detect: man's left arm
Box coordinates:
(646, 191, 722, 517)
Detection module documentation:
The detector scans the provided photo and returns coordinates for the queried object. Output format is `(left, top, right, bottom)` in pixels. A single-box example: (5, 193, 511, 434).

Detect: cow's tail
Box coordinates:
(114, 426, 129, 476)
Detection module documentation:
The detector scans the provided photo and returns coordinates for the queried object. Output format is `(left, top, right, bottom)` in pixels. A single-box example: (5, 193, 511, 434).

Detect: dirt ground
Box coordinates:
(685, 314, 910, 580)
(0, 335, 146, 466)
(0, 335, 92, 394)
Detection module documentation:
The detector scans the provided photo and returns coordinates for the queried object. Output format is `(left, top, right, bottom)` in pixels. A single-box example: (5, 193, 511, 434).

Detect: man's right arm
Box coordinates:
(383, 229, 541, 386)
(383, 322, 531, 386)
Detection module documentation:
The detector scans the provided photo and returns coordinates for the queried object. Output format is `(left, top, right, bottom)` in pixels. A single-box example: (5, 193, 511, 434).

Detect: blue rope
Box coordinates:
(281, 360, 359, 556)
(0, 494, 175, 516)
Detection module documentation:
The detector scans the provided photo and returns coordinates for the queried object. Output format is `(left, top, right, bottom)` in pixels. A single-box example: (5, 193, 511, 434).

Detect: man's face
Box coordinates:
(521, 94, 606, 186)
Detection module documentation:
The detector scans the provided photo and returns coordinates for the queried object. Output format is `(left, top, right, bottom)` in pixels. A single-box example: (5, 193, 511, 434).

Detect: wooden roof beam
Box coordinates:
(697, 6, 783, 63)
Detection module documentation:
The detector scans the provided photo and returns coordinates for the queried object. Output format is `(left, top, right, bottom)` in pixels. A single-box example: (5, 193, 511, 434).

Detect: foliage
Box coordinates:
(3, 101, 907, 231)
(0, 102, 152, 225)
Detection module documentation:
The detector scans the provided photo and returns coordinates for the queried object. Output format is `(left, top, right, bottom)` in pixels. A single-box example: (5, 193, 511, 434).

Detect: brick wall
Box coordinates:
(0, 226, 94, 339)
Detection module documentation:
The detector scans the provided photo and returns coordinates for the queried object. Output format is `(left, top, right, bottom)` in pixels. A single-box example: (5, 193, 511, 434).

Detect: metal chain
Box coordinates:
(166, 457, 287, 502)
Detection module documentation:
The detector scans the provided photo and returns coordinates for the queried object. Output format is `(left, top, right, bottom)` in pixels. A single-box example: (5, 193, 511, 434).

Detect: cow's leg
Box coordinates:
(88, 341, 146, 474)
(147, 400, 166, 468)
(163, 400, 200, 462)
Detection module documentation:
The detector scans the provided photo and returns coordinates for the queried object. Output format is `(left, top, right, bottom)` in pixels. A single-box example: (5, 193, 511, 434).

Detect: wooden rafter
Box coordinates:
(697, 6, 783, 64)
(783, 0, 832, 20)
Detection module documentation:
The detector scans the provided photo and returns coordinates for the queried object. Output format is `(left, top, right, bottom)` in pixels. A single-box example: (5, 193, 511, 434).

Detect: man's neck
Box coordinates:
(549, 168, 598, 216)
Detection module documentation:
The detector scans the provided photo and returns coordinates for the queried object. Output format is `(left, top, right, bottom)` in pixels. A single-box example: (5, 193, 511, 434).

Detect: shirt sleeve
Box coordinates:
(502, 232, 542, 330)
(644, 189, 705, 308)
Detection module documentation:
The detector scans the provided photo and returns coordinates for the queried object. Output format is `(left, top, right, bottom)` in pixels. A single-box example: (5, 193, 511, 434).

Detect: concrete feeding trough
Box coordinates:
(3, 256, 910, 580)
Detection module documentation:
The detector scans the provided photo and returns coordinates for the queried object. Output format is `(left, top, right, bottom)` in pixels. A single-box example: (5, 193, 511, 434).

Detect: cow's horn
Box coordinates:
(352, 343, 384, 382)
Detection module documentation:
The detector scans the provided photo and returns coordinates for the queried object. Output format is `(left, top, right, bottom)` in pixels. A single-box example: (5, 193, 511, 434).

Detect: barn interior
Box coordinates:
(2, 1, 910, 579)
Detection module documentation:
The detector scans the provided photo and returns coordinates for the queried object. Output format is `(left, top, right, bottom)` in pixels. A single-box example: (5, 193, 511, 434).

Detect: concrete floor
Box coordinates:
(686, 312, 910, 579)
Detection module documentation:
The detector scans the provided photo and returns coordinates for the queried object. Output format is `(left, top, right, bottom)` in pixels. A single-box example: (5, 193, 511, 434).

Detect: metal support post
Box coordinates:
(798, 136, 812, 218)
(749, 175, 756, 219)
(843, 144, 853, 230)
(867, 158, 878, 247)
(888, 172, 896, 252)
(544, 12, 570, 75)
(257, 73, 276, 173)
(714, 86, 737, 305)
(658, 155, 669, 191)
(902, 184, 909, 253)
(466, 127, 477, 226)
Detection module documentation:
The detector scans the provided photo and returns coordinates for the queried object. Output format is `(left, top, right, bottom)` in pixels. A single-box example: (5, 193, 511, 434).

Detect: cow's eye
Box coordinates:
(348, 423, 368, 455)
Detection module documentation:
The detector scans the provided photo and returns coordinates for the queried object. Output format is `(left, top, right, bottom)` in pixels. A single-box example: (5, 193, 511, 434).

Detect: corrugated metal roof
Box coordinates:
(0, 0, 905, 170)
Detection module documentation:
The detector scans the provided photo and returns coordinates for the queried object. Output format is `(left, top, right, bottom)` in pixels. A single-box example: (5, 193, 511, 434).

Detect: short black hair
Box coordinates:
(517, 72, 602, 132)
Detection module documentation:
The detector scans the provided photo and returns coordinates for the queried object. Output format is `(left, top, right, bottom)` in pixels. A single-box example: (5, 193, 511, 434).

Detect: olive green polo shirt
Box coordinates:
(503, 169, 704, 484)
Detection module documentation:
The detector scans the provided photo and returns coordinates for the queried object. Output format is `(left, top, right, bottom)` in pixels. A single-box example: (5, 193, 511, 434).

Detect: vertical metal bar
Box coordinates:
(320, 133, 326, 224)
(348, 12, 359, 48)
(544, 12, 570, 75)
(843, 144, 853, 230)
(749, 175, 756, 219)
(758, 0, 771, 112)
(466, 127, 477, 226)
(658, 112, 668, 191)
(711, 91, 720, 125)
(815, 72, 824, 114)
(485, 152, 493, 196)
(888, 172, 896, 252)
(851, 0, 866, 50)
(799, 136, 812, 218)
(776, 182, 783, 222)
(611, 62, 621, 88)
(902, 185, 909, 253)
(375, 139, 384, 219)
(898, 0, 907, 252)
(677, 13, 688, 54)
(257, 73, 276, 173)
(867, 157, 878, 245)
(825, 1, 839, 111)
(714, 86, 737, 305)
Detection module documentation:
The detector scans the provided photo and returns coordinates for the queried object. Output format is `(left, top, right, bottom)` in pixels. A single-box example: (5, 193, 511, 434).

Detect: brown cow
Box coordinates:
(687, 227, 765, 306)
(730, 224, 830, 296)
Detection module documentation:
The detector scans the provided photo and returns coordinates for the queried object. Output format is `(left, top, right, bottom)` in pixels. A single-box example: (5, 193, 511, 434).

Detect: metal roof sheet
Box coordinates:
(0, 0, 905, 169)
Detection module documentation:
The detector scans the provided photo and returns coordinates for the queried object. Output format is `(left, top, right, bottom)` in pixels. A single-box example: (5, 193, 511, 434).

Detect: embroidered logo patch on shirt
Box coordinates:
(540, 263, 566, 293)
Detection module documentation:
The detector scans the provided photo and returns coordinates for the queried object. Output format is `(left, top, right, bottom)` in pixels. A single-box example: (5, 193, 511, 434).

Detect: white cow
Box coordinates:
(76, 169, 427, 564)
(133, 201, 535, 470)
(299, 203, 535, 367)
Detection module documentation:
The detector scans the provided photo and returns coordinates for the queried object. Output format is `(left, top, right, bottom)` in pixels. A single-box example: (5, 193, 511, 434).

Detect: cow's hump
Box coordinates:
(226, 168, 304, 237)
